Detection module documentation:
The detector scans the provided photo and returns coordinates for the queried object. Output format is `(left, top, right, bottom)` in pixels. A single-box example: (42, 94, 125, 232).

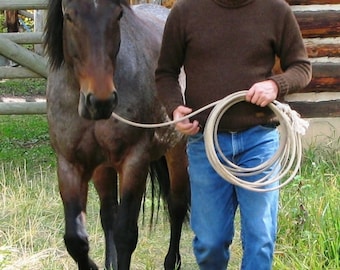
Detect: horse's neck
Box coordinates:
(48, 66, 80, 107)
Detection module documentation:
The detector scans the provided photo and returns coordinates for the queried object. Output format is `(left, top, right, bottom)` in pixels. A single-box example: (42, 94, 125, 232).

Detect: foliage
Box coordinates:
(0, 10, 34, 33)
(20, 11, 34, 32)
(275, 143, 339, 269)
(0, 11, 5, 33)
(0, 78, 46, 97)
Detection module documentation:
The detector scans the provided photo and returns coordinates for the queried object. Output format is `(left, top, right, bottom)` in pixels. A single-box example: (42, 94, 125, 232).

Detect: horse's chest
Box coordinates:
(94, 120, 152, 163)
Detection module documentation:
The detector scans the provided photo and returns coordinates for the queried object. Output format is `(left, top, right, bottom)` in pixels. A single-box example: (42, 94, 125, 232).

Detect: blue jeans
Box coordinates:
(187, 125, 280, 270)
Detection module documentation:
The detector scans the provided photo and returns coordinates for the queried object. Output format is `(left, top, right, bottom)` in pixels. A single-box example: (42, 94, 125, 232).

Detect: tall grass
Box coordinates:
(275, 141, 339, 270)
(0, 115, 339, 269)
(0, 162, 199, 270)
(1, 146, 338, 269)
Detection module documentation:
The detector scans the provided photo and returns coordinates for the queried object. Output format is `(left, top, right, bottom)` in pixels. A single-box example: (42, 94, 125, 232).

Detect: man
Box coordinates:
(155, 0, 312, 269)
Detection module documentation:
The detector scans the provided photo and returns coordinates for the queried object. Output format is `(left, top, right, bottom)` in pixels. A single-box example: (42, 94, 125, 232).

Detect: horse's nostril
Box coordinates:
(85, 93, 94, 108)
(112, 91, 118, 107)
(86, 92, 117, 108)
(84, 92, 117, 119)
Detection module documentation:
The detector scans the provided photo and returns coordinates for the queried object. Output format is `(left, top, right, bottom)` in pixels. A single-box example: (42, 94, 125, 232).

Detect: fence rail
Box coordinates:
(0, 0, 47, 10)
(0, 0, 47, 81)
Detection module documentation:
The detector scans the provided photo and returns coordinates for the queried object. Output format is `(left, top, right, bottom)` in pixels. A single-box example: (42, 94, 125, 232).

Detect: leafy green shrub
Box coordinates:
(0, 11, 5, 33)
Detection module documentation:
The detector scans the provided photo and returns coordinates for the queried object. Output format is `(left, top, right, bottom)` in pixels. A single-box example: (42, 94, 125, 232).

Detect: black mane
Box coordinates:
(44, 0, 130, 70)
(44, 0, 63, 70)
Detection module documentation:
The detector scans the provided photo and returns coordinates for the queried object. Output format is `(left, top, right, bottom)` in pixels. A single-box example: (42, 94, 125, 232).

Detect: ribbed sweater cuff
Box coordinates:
(269, 75, 289, 97)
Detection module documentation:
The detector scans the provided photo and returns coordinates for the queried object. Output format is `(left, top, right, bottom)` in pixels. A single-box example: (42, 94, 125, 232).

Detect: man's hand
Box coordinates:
(245, 80, 278, 107)
(173, 105, 200, 135)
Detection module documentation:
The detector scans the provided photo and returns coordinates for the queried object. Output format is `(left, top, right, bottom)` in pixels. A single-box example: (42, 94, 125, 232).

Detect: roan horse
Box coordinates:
(44, 0, 189, 269)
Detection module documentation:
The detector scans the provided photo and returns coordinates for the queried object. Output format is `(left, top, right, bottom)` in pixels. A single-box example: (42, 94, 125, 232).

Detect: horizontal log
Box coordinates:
(0, 0, 48, 10)
(312, 62, 340, 78)
(18, 10, 35, 20)
(0, 66, 42, 79)
(305, 77, 340, 92)
(301, 63, 340, 93)
(0, 37, 48, 78)
(294, 11, 340, 38)
(0, 102, 46, 115)
(305, 41, 340, 58)
(0, 32, 43, 44)
(287, 0, 340, 4)
(288, 100, 340, 118)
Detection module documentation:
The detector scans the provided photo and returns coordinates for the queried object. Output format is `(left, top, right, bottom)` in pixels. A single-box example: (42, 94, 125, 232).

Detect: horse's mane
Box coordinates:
(44, 0, 130, 70)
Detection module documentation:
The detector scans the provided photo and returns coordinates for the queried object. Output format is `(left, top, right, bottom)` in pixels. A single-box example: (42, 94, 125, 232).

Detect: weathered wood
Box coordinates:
(288, 100, 340, 118)
(287, 0, 340, 5)
(0, 102, 46, 115)
(0, 32, 43, 44)
(294, 11, 340, 38)
(161, 0, 177, 8)
(305, 41, 340, 58)
(18, 10, 34, 20)
(0, 37, 48, 78)
(305, 77, 340, 92)
(34, 11, 47, 55)
(299, 63, 340, 93)
(0, 0, 48, 10)
(312, 62, 340, 78)
(5, 10, 19, 33)
(0, 66, 42, 79)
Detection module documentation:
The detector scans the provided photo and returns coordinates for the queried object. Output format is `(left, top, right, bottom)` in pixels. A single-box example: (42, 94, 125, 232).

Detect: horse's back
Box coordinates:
(132, 3, 169, 23)
(114, 4, 169, 113)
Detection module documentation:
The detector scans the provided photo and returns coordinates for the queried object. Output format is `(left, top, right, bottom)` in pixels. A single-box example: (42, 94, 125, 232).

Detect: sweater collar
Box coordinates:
(212, 0, 255, 8)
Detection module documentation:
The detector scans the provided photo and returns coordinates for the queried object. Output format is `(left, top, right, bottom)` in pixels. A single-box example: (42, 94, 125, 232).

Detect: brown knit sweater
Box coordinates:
(155, 0, 312, 131)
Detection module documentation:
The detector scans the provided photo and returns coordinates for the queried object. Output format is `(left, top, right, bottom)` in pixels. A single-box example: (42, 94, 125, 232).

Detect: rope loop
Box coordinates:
(111, 90, 308, 192)
(204, 91, 308, 192)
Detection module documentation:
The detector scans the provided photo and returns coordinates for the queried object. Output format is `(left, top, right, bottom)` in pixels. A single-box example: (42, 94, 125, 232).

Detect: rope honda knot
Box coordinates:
(273, 100, 309, 136)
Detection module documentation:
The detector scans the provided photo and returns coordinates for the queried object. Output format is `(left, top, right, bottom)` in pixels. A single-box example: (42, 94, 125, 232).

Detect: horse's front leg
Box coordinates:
(164, 140, 190, 270)
(57, 155, 98, 270)
(93, 165, 119, 270)
(115, 156, 149, 270)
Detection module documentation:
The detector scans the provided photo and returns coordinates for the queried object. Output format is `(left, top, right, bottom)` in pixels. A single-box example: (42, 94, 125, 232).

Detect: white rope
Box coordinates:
(204, 91, 308, 192)
(111, 100, 220, 128)
(111, 90, 308, 192)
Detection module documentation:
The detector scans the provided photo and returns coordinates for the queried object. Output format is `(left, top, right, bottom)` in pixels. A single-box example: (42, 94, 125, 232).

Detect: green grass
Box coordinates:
(0, 79, 46, 97)
(0, 113, 339, 269)
(275, 143, 340, 270)
(0, 115, 55, 170)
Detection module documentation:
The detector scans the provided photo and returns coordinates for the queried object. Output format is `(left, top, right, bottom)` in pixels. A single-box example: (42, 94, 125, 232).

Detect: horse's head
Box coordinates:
(52, 0, 126, 119)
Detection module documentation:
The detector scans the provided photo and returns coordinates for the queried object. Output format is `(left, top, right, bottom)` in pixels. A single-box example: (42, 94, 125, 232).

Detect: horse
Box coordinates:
(44, 0, 189, 269)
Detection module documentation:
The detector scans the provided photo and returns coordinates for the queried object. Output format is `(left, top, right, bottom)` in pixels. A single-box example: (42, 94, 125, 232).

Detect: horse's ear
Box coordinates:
(44, 0, 64, 69)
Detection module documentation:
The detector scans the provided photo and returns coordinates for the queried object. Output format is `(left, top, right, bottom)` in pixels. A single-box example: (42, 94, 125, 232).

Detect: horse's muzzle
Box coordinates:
(79, 91, 118, 120)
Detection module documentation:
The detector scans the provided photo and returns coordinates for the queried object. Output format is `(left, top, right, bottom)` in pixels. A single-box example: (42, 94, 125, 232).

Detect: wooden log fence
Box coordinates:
(0, 37, 48, 77)
(0, 0, 48, 10)
(0, 0, 339, 117)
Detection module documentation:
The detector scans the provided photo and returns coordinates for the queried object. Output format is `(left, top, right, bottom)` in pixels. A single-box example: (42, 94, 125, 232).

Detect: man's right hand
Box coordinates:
(173, 105, 200, 135)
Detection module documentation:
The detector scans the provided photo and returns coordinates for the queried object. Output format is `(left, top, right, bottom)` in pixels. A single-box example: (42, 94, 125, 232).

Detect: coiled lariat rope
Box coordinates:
(111, 90, 309, 192)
